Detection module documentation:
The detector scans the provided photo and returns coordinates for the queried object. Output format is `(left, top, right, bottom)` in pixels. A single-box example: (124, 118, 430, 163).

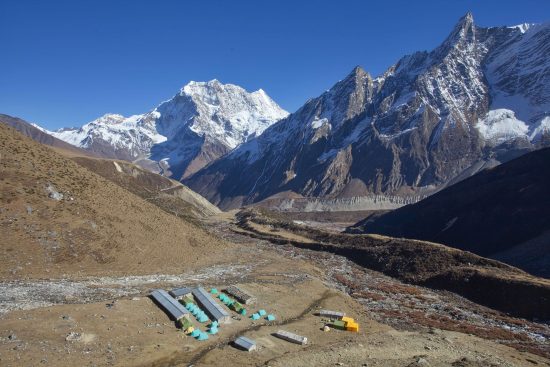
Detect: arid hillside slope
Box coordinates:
(0, 114, 221, 220)
(0, 123, 226, 280)
(72, 157, 220, 220)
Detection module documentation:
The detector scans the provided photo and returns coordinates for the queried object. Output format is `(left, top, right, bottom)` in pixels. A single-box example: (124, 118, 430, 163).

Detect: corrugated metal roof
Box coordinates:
(319, 309, 345, 319)
(170, 287, 193, 299)
(150, 289, 189, 320)
(192, 287, 230, 323)
(234, 336, 256, 351)
(273, 330, 308, 345)
(225, 285, 256, 304)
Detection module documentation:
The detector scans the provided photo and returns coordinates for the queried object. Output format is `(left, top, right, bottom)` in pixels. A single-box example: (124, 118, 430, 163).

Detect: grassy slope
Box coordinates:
(0, 123, 225, 280)
(72, 157, 220, 221)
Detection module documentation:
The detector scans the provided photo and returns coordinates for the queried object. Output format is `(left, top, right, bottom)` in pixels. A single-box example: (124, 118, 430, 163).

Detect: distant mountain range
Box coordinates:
(45, 80, 287, 179)
(20, 13, 550, 211)
(347, 147, 550, 278)
(184, 13, 550, 209)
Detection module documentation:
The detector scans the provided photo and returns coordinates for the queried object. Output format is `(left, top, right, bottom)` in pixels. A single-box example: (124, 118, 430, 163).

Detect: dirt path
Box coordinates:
(186, 290, 336, 366)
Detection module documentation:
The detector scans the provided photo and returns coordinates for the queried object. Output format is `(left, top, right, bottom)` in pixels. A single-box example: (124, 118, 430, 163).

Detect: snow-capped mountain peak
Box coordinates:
(450, 11, 475, 41)
(169, 79, 288, 148)
(48, 80, 288, 179)
(95, 113, 125, 123)
(509, 23, 534, 34)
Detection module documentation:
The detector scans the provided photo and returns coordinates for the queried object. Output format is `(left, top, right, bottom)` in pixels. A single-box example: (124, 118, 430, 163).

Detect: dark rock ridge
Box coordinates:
(347, 147, 550, 278)
(185, 13, 550, 210)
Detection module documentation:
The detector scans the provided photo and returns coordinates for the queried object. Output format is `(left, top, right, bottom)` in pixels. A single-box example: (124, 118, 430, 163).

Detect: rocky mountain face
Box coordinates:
(185, 13, 550, 209)
(49, 80, 288, 179)
(347, 147, 550, 278)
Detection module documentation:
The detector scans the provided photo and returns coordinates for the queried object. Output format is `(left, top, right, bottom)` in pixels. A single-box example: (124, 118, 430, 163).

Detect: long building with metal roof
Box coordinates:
(150, 289, 189, 321)
(192, 287, 230, 324)
(170, 287, 193, 300)
(273, 330, 308, 345)
(319, 309, 345, 319)
(225, 285, 256, 304)
(234, 336, 257, 351)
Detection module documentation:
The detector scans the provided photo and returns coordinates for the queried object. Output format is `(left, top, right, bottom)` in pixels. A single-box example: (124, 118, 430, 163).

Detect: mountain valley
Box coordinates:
(1, 10, 550, 367)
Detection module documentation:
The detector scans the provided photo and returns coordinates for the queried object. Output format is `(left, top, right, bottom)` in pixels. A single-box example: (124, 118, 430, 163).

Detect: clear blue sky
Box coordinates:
(1, 0, 548, 130)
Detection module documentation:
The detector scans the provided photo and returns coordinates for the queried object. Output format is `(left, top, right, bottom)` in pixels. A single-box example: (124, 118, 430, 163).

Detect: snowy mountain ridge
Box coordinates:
(49, 80, 288, 179)
(184, 13, 550, 210)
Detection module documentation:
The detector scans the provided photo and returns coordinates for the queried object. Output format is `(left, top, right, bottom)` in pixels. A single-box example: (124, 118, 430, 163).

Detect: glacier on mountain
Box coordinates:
(476, 109, 529, 145)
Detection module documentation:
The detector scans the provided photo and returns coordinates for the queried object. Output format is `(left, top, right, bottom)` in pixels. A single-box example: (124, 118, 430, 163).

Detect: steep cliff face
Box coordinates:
(48, 80, 288, 179)
(185, 14, 550, 209)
